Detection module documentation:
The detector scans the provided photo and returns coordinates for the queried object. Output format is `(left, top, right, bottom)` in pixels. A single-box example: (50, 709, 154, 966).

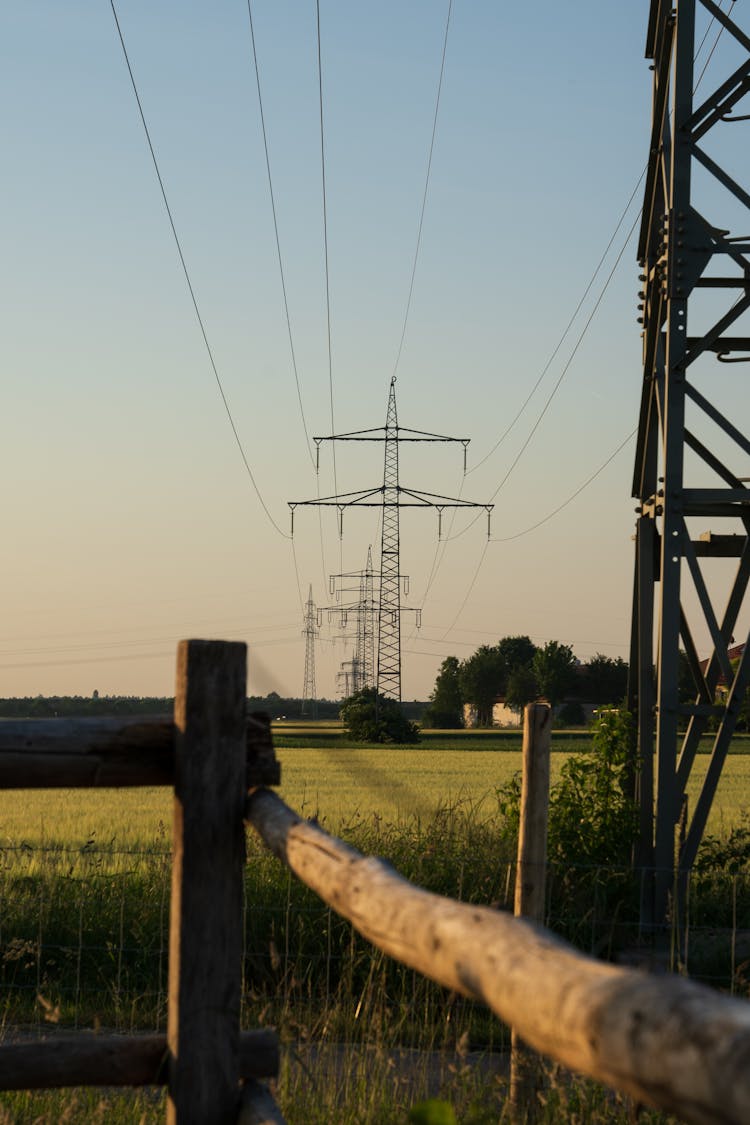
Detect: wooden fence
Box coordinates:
(2, 639, 750, 1124)
(0, 640, 281, 1125)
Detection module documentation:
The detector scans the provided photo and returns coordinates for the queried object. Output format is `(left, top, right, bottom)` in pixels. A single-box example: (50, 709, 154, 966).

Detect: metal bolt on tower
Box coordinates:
(629, 0, 750, 927)
(289, 378, 493, 701)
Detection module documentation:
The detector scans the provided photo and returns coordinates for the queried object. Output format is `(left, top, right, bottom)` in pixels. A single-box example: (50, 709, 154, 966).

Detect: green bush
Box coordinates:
(496, 709, 640, 954)
(339, 688, 420, 744)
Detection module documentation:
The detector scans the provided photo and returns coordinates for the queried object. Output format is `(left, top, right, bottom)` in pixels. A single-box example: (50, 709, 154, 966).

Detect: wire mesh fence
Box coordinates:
(0, 831, 747, 1045)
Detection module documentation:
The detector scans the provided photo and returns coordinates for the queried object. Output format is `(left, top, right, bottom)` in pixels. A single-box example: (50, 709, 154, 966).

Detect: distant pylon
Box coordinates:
(289, 378, 493, 701)
(328, 546, 377, 694)
(378, 381, 401, 699)
(301, 584, 320, 717)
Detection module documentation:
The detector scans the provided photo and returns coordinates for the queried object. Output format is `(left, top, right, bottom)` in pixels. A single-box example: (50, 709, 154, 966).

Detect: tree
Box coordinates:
(504, 665, 538, 720)
(532, 641, 577, 709)
(584, 654, 628, 705)
(340, 688, 420, 744)
(458, 645, 506, 726)
(497, 635, 537, 673)
(423, 656, 464, 729)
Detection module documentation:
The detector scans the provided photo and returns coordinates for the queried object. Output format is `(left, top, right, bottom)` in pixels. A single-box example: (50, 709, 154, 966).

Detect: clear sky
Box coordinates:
(1, 1, 740, 701)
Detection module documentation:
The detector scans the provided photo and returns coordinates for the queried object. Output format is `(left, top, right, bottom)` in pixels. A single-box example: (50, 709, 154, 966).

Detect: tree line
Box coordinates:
(0, 693, 343, 720)
(422, 636, 629, 728)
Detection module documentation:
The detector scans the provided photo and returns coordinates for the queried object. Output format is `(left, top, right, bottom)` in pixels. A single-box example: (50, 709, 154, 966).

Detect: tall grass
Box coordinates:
(0, 787, 747, 1122)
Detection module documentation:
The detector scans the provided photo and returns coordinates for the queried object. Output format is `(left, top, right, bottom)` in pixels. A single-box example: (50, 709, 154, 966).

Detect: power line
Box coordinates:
(413, 181, 645, 616)
(491, 428, 637, 544)
(0, 632, 303, 672)
(467, 173, 645, 475)
(316, 0, 337, 501)
(244, 1, 328, 601)
(435, 427, 636, 642)
(109, 0, 289, 539)
(483, 211, 640, 506)
(436, 539, 489, 641)
(417, 628, 628, 649)
(426, 2, 738, 644)
(391, 0, 453, 381)
(445, 207, 641, 546)
(245, 0, 316, 468)
(466, 0, 731, 481)
(694, 0, 735, 92)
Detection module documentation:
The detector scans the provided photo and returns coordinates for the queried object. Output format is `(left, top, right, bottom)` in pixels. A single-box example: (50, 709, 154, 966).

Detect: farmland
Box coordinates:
(1, 730, 749, 848)
(0, 726, 748, 1123)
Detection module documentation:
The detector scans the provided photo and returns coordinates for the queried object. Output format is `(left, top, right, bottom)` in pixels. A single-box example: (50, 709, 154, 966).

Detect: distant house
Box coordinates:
(462, 699, 519, 728)
(698, 642, 746, 698)
(462, 697, 598, 728)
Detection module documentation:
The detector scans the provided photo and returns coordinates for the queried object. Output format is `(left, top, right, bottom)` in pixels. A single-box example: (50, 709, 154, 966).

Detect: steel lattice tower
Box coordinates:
(629, 0, 750, 926)
(360, 546, 375, 691)
(328, 546, 377, 694)
(301, 584, 320, 717)
(289, 379, 492, 701)
(378, 380, 403, 698)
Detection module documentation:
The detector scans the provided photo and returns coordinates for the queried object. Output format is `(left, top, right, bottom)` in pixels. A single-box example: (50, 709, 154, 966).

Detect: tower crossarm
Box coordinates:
(397, 487, 492, 509)
(313, 426, 470, 470)
(314, 426, 469, 443)
(289, 487, 383, 507)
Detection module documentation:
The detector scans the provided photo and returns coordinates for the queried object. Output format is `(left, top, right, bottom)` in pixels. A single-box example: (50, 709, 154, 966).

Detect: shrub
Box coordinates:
(496, 709, 640, 953)
(339, 688, 420, 744)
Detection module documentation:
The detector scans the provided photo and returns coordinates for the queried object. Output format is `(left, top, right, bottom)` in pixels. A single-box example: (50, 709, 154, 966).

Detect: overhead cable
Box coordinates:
(109, 0, 289, 538)
(468, 173, 645, 474)
(491, 428, 637, 543)
(316, 0, 337, 494)
(246, 0, 316, 468)
(444, 208, 641, 545)
(435, 426, 636, 640)
(391, 0, 454, 380)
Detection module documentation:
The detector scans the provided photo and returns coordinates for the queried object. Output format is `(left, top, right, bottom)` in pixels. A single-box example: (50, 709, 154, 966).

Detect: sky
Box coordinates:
(1, 1, 745, 702)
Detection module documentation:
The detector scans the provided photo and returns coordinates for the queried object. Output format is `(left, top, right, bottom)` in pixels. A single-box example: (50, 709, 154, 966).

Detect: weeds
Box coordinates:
(0, 742, 746, 1121)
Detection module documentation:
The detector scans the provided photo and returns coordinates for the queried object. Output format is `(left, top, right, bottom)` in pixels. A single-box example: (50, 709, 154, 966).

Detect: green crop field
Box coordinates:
(0, 733, 748, 1124)
(0, 744, 748, 849)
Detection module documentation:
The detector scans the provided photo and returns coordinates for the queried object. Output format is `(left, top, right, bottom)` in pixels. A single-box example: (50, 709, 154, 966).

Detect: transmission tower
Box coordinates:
(290, 378, 492, 701)
(301, 584, 320, 717)
(629, 0, 750, 927)
(328, 546, 377, 694)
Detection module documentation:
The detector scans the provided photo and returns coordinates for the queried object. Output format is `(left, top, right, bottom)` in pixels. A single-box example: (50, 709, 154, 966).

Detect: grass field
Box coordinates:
(0, 729, 747, 1123)
(1, 743, 748, 849)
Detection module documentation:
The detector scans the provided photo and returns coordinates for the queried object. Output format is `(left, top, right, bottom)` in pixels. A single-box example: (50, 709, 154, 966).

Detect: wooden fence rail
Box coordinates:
(245, 785, 750, 1125)
(0, 712, 279, 788)
(0, 1031, 278, 1090)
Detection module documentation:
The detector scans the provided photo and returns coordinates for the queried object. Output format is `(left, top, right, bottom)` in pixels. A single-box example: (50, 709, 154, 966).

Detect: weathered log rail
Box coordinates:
(0, 1030, 278, 1090)
(0, 711, 278, 788)
(245, 785, 750, 1125)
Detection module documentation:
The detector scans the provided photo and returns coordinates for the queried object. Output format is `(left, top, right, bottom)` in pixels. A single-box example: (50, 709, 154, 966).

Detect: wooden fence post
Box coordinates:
(510, 702, 552, 1120)
(514, 703, 552, 923)
(168, 640, 248, 1125)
